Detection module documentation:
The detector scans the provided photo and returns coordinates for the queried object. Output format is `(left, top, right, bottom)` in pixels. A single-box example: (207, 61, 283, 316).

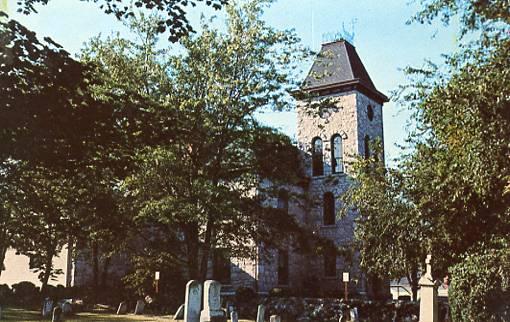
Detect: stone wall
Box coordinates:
(293, 90, 383, 296)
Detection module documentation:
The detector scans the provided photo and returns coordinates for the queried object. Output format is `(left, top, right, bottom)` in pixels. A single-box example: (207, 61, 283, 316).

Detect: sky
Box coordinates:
(0, 0, 458, 286)
(3, 0, 459, 163)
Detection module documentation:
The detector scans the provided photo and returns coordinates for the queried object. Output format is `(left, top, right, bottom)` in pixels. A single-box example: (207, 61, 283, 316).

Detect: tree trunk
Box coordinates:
(0, 244, 7, 279)
(40, 249, 54, 296)
(199, 219, 214, 281)
(184, 222, 199, 280)
(408, 266, 419, 302)
(0, 228, 8, 279)
(91, 241, 99, 302)
(100, 256, 111, 288)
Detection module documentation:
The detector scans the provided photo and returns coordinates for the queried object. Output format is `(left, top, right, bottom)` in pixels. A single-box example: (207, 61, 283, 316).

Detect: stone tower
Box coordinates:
(296, 39, 388, 296)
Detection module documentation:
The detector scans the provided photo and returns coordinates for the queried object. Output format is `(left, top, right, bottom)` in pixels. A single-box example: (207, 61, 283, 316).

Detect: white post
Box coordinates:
(419, 254, 438, 322)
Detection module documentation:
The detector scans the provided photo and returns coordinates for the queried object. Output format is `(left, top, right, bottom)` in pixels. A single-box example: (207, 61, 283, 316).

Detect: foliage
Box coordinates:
(16, 0, 228, 42)
(449, 237, 510, 321)
(340, 141, 423, 299)
(81, 0, 315, 283)
(341, 0, 509, 308)
(410, 0, 510, 36)
(0, 15, 131, 293)
(10, 281, 40, 306)
(397, 33, 510, 274)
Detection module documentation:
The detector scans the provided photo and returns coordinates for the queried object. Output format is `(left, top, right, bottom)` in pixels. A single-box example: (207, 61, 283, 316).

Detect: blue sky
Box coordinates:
(5, 0, 458, 163)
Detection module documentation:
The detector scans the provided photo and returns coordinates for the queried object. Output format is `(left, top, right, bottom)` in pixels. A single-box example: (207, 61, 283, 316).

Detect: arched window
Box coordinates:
(277, 189, 289, 213)
(323, 192, 335, 226)
(364, 135, 370, 159)
(331, 134, 344, 174)
(312, 137, 324, 176)
(367, 105, 374, 121)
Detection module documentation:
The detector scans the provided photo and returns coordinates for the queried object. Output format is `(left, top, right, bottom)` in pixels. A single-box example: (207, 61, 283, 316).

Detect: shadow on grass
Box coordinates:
(2, 307, 173, 321)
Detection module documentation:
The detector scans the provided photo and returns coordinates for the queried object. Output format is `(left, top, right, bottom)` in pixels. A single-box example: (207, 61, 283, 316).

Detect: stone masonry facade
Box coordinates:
(229, 40, 388, 298)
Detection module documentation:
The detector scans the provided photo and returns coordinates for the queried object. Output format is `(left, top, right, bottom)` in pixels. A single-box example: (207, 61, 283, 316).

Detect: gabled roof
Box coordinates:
(302, 40, 388, 103)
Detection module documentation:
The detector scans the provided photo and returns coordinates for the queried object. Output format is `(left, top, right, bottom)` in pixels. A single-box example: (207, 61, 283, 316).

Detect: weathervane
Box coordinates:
(322, 19, 357, 44)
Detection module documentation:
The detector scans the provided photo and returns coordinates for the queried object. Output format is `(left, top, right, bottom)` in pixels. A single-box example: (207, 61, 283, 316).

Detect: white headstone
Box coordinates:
(200, 280, 225, 322)
(419, 254, 438, 322)
(256, 304, 265, 322)
(350, 307, 359, 322)
(185, 280, 202, 322)
(117, 301, 127, 315)
(270, 315, 282, 322)
(134, 299, 145, 315)
(230, 310, 239, 322)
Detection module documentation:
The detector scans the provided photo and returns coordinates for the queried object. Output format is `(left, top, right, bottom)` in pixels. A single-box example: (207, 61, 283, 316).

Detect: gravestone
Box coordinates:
(52, 306, 62, 322)
(270, 315, 281, 322)
(185, 280, 202, 322)
(200, 280, 225, 322)
(338, 310, 343, 322)
(117, 301, 127, 315)
(134, 299, 145, 315)
(42, 298, 53, 317)
(419, 255, 438, 322)
(256, 304, 265, 322)
(350, 307, 359, 322)
(174, 303, 185, 320)
(61, 302, 72, 315)
(230, 310, 238, 322)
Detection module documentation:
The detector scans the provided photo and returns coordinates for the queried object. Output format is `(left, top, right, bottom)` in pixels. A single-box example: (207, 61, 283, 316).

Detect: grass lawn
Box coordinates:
(2, 308, 255, 322)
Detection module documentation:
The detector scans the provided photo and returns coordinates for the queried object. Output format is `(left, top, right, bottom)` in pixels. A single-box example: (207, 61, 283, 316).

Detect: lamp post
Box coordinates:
(155, 271, 160, 294)
(343, 272, 350, 301)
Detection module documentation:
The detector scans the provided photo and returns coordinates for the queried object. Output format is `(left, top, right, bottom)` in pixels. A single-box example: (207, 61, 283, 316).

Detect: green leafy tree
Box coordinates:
(16, 0, 228, 41)
(341, 0, 509, 310)
(449, 237, 510, 321)
(82, 0, 314, 282)
(340, 142, 424, 300)
(0, 15, 135, 295)
(6, 164, 71, 294)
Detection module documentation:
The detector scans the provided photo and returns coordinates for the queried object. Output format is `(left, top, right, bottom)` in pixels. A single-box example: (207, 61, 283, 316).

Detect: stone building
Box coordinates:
(68, 39, 388, 298)
(222, 39, 388, 297)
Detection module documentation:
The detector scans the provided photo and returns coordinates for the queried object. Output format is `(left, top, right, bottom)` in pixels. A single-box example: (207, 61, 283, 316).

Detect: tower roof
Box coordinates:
(302, 40, 388, 103)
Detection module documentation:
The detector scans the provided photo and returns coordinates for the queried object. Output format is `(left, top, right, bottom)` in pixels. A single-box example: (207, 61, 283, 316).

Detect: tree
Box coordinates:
(340, 142, 424, 300)
(397, 0, 509, 272)
(16, 0, 228, 41)
(0, 15, 135, 294)
(5, 164, 70, 293)
(448, 237, 510, 321)
(341, 0, 509, 307)
(82, 0, 315, 282)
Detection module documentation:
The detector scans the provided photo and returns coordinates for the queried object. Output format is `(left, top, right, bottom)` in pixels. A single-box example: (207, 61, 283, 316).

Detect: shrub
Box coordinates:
(449, 237, 510, 321)
(0, 284, 12, 305)
(11, 281, 40, 306)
